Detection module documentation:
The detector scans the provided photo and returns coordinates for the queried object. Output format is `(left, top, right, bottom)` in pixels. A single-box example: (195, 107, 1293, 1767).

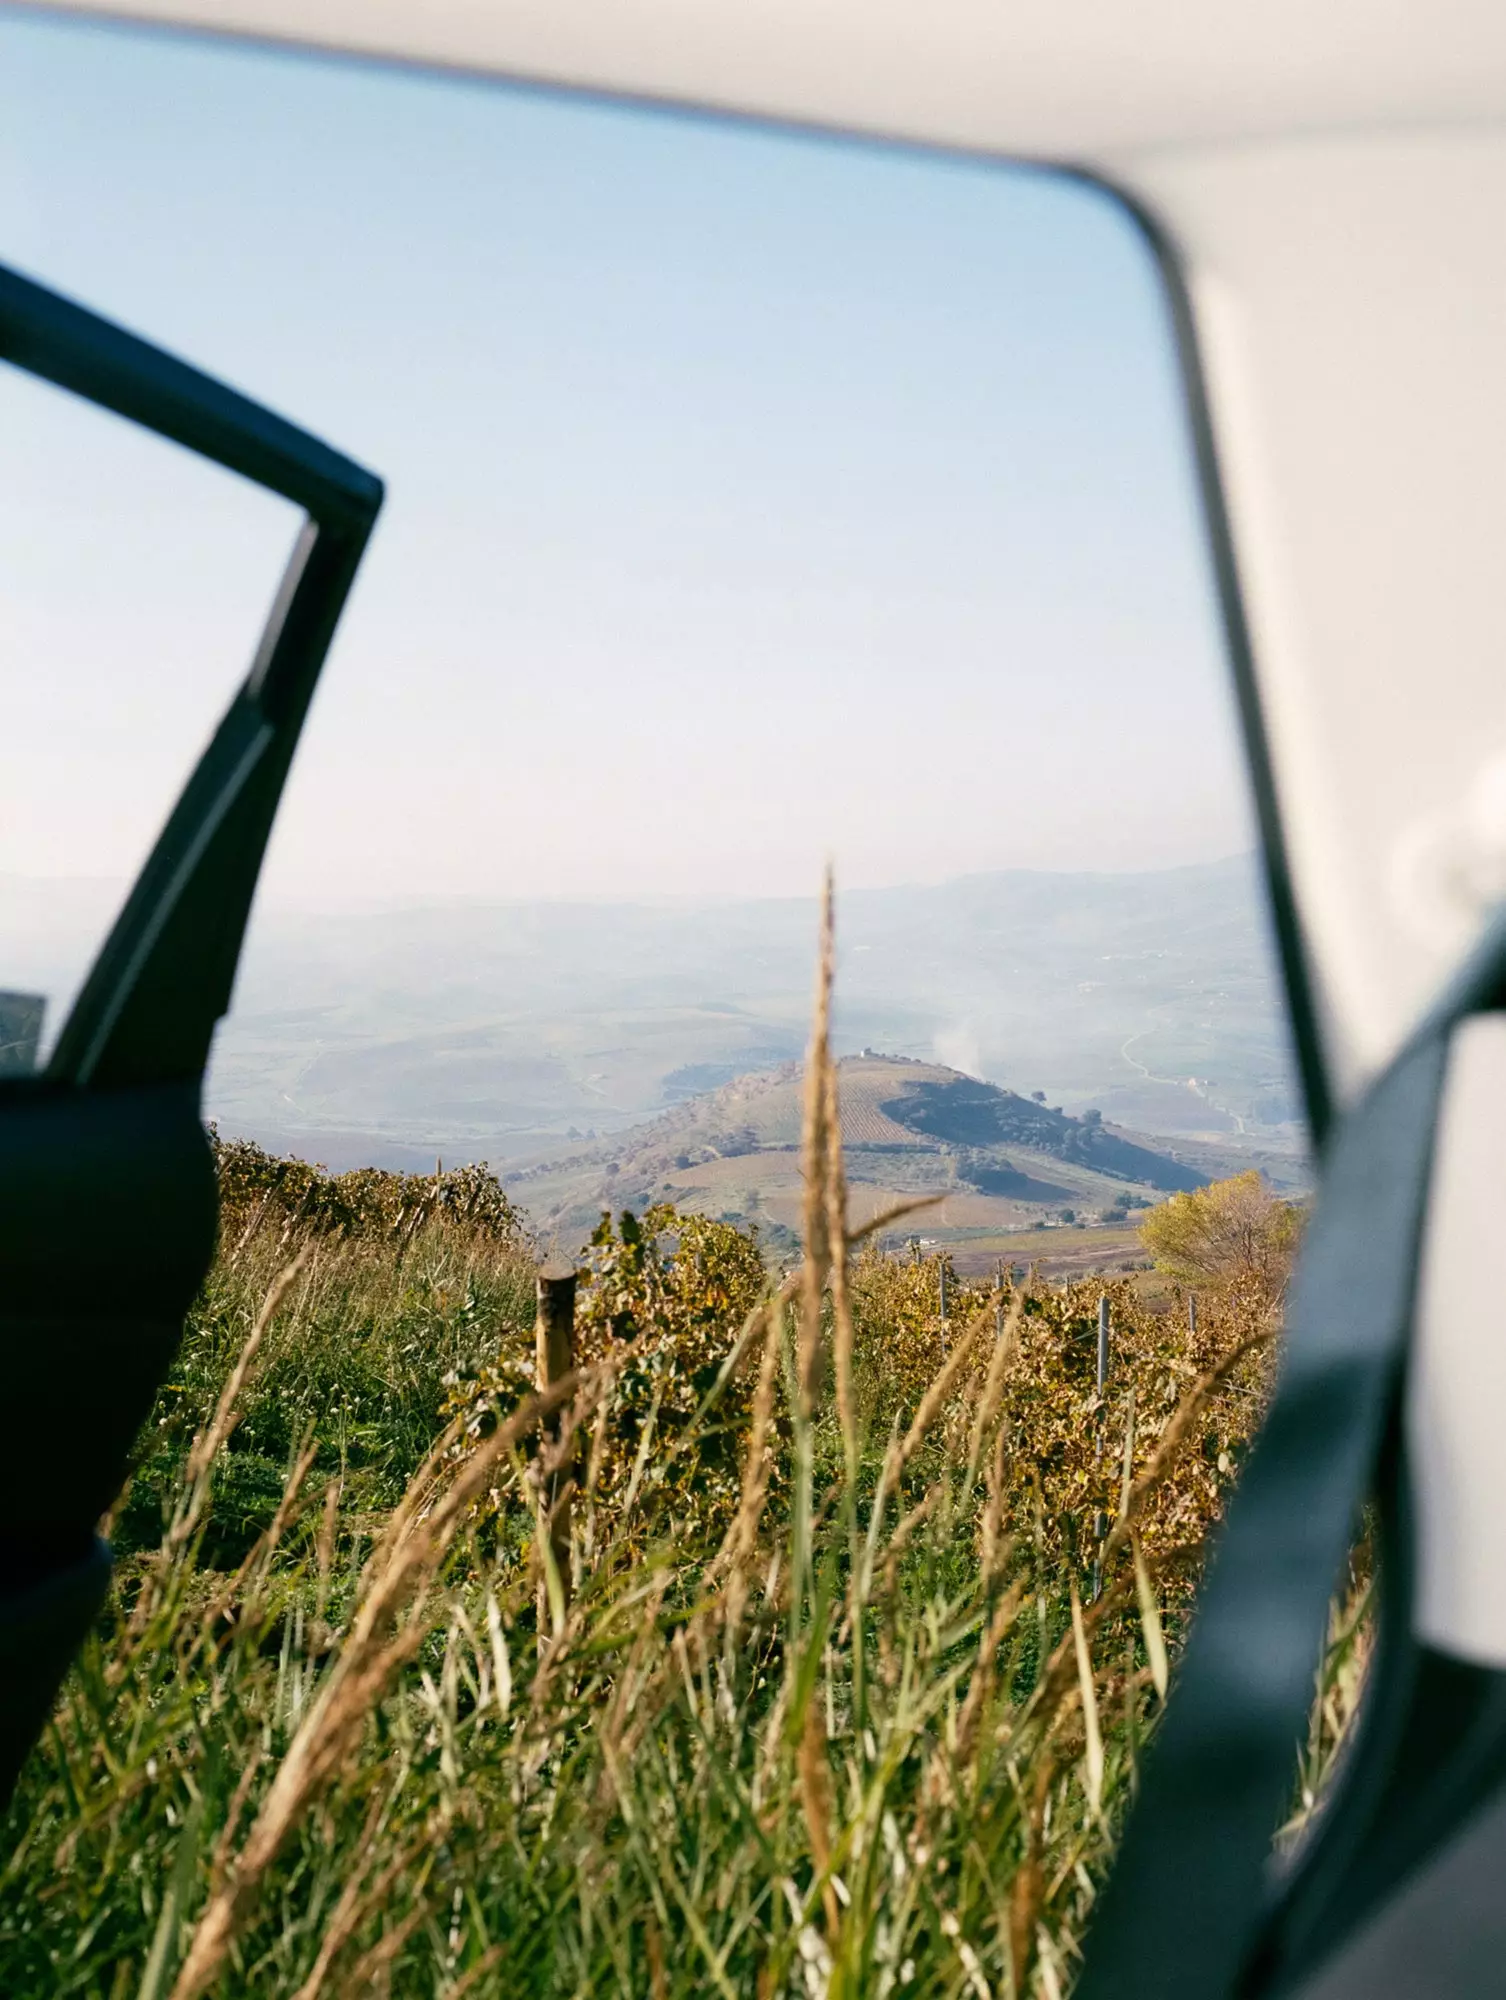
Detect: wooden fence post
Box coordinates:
(535, 1260, 576, 1631)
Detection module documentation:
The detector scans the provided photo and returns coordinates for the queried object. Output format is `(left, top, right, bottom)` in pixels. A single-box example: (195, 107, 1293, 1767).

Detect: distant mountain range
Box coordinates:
(1, 855, 1306, 1179)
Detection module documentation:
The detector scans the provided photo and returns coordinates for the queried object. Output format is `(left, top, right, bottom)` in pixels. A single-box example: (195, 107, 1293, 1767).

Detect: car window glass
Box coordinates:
(0, 361, 301, 1066)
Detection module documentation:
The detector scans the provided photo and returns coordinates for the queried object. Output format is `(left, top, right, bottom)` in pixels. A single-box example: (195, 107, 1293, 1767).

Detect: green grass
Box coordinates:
(0, 1042, 1285, 1997)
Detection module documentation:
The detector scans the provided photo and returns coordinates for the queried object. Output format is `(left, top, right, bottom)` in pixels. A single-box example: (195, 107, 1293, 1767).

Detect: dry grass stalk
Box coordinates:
(228, 1183, 279, 1264)
(645, 1916, 669, 2000)
(979, 1422, 1011, 1587)
(165, 1249, 311, 1562)
(844, 1191, 944, 1247)
(1011, 1317, 1273, 1731)
(713, 1295, 785, 1593)
(853, 1301, 995, 1612)
(1132, 1533, 1169, 1701)
(892, 1295, 994, 1478)
(1022, 1532, 1205, 1773)
(169, 1369, 590, 2000)
(797, 867, 837, 1412)
(1098, 1322, 1274, 1579)
(966, 1290, 1023, 1484)
(825, 1066, 858, 1482)
(260, 1437, 321, 1564)
(443, 1943, 508, 1998)
(595, 1571, 674, 1815)
(1069, 1583, 1104, 1817)
(352, 1412, 473, 1592)
(291, 1828, 425, 2000)
(946, 1579, 1027, 1779)
(329, 1901, 427, 1998)
(884, 1479, 945, 1574)
(195, 1437, 320, 1655)
(284, 1789, 392, 1998)
(1008, 1754, 1054, 1987)
(206, 1749, 265, 1900)
(797, 1697, 840, 1939)
(315, 1476, 341, 1611)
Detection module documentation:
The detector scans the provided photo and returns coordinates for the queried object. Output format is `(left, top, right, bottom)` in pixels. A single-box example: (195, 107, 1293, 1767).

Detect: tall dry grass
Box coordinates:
(0, 880, 1288, 1997)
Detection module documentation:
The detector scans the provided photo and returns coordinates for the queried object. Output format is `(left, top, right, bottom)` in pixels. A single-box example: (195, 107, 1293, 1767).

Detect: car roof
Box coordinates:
(36, 0, 1506, 165)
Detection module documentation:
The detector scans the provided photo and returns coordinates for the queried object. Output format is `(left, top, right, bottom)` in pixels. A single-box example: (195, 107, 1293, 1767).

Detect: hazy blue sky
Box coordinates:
(0, 7, 1253, 913)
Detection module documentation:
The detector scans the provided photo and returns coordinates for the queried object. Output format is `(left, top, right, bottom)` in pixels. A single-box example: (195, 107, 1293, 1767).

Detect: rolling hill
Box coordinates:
(0, 861, 1306, 1232)
(182, 853, 1306, 1171)
(507, 1054, 1274, 1267)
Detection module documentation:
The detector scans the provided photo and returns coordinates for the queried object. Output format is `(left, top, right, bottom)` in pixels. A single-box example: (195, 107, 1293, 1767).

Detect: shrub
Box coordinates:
(213, 1133, 530, 1253)
(1139, 1168, 1302, 1295)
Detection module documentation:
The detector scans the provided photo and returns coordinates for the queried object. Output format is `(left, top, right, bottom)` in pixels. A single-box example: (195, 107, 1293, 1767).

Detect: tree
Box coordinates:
(1139, 1170, 1302, 1293)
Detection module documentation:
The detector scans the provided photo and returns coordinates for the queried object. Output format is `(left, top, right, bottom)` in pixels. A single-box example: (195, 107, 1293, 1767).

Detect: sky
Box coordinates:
(0, 6, 1254, 925)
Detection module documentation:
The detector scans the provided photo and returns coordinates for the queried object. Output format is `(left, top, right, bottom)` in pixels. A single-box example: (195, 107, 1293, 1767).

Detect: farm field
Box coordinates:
(652, 1167, 1148, 1278)
(937, 1221, 1147, 1280)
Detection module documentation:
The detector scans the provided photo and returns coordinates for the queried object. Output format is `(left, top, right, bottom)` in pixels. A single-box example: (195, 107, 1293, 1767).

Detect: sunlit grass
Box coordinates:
(0, 885, 1284, 1998)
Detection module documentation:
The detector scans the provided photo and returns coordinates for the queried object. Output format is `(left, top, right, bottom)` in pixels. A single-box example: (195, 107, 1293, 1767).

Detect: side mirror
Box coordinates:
(0, 264, 382, 1802)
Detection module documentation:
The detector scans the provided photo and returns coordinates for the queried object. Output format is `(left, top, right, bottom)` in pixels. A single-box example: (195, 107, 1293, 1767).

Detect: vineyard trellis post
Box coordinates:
(1097, 1292, 1111, 1393)
(535, 1260, 577, 1630)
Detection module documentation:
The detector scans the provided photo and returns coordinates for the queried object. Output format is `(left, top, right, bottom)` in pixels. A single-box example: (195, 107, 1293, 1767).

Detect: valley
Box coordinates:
(2, 854, 1307, 1268)
(190, 852, 1304, 1184)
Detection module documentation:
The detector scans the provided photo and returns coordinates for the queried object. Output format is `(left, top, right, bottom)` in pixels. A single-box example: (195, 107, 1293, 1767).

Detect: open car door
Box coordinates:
(0, 262, 381, 1802)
